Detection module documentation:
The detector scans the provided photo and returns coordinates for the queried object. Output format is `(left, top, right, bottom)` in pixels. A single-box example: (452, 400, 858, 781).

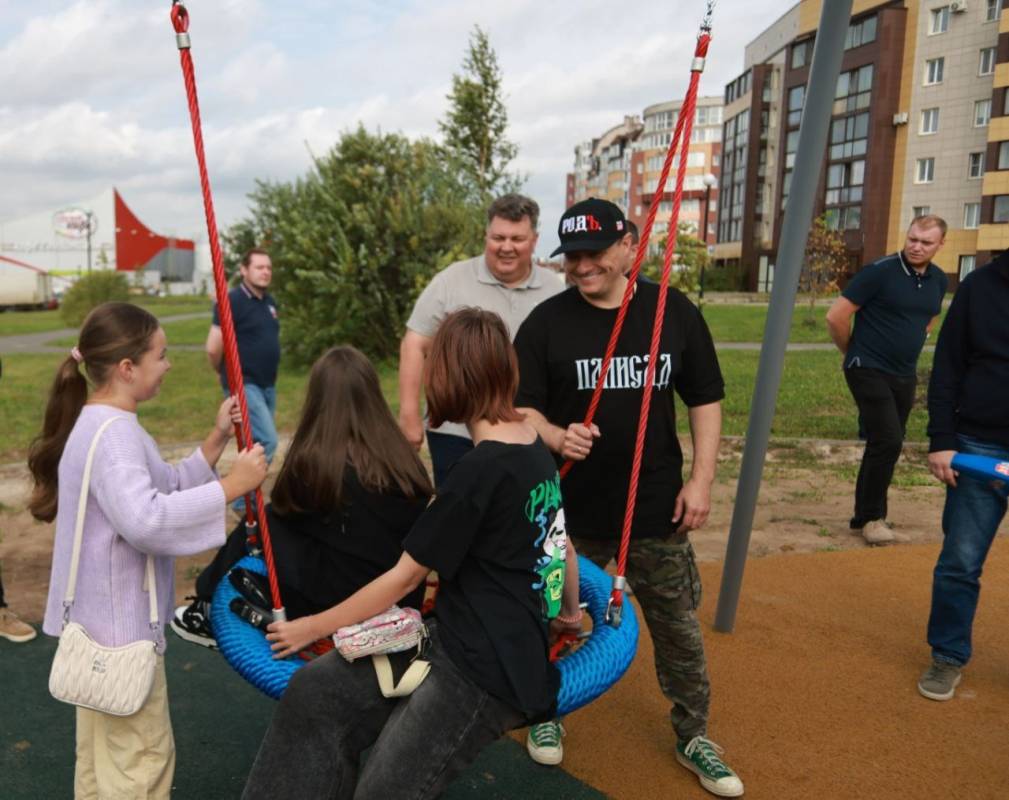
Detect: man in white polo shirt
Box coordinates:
(398, 194, 563, 485)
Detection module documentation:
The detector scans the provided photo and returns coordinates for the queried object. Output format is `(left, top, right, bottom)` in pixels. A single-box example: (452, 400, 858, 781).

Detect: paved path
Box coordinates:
(716, 341, 935, 352)
(0, 312, 209, 354)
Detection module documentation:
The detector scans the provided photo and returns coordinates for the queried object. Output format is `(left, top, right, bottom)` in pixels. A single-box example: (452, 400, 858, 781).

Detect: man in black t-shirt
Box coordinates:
(826, 215, 947, 544)
(514, 198, 743, 798)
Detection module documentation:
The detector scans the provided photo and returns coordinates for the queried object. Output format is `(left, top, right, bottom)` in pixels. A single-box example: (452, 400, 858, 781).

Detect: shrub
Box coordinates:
(60, 271, 130, 326)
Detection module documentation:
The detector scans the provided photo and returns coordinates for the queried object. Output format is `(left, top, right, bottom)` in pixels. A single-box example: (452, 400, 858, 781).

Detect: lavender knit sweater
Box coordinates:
(43, 404, 226, 648)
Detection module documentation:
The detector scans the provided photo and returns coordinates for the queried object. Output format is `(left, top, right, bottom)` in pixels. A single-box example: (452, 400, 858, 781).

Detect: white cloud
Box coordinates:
(1, 0, 792, 255)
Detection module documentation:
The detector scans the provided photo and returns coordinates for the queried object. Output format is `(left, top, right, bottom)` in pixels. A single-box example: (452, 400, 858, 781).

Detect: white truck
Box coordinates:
(0, 256, 57, 310)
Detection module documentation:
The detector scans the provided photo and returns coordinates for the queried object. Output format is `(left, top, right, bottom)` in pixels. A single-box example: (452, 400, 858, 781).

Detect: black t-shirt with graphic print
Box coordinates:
(403, 438, 567, 722)
(514, 283, 724, 540)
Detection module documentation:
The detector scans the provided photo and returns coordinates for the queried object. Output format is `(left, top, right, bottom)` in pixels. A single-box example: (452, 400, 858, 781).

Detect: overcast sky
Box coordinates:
(0, 0, 792, 257)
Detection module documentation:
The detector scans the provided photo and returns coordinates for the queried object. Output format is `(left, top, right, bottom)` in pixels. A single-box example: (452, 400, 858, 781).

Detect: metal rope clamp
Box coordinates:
(605, 575, 629, 627)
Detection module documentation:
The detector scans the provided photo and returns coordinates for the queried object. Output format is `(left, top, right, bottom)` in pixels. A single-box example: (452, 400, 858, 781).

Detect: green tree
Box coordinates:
(60, 271, 130, 326)
(641, 222, 712, 294)
(800, 215, 848, 325)
(439, 26, 520, 202)
(224, 126, 484, 364)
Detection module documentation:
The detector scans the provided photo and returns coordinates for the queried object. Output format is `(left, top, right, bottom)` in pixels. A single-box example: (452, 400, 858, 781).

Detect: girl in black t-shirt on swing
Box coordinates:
(242, 309, 583, 800)
(171, 345, 434, 645)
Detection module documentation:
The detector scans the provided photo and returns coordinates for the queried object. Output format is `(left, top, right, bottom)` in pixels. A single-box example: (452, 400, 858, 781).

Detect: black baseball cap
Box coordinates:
(550, 197, 629, 257)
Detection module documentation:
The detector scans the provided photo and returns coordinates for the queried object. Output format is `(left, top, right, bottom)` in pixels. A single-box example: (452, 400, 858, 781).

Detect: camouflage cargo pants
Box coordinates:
(574, 532, 709, 743)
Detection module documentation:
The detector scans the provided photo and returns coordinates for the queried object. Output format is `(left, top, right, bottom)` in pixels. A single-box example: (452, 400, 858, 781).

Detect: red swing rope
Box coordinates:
(170, 1, 285, 618)
(560, 11, 713, 625)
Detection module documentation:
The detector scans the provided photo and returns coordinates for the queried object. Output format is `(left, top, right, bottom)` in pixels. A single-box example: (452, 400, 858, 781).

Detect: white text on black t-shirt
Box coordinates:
(574, 353, 673, 391)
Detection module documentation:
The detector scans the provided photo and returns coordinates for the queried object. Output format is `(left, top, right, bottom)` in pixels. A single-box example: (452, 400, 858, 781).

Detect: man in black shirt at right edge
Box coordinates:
(825, 215, 948, 545)
(514, 198, 743, 798)
(917, 249, 1009, 703)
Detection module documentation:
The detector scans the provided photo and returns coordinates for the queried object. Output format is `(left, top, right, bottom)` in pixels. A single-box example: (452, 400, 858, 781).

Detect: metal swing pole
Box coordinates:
(714, 0, 853, 633)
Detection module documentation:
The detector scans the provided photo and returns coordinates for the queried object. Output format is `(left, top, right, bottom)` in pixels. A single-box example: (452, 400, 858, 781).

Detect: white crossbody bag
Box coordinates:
(49, 416, 161, 716)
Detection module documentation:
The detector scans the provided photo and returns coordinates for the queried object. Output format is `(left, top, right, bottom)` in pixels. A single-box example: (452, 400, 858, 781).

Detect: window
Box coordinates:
(695, 107, 720, 126)
(825, 160, 865, 205)
(959, 255, 976, 280)
(635, 205, 642, 216)
(925, 57, 945, 85)
(964, 202, 981, 229)
(995, 196, 1009, 223)
(788, 85, 806, 127)
(968, 151, 985, 178)
(688, 151, 706, 167)
(999, 141, 1009, 170)
(921, 108, 940, 134)
(916, 157, 935, 183)
(930, 6, 950, 34)
(974, 99, 992, 127)
(786, 129, 800, 168)
(829, 112, 870, 160)
(834, 64, 873, 114)
(712, 154, 720, 167)
(845, 15, 878, 49)
(980, 47, 997, 75)
(986, 0, 1003, 22)
(1004, 88, 1009, 116)
(912, 205, 932, 220)
(791, 41, 809, 69)
(824, 206, 862, 230)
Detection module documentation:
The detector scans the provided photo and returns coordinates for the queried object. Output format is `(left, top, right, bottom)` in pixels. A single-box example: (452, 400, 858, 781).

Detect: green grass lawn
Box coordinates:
(1, 347, 925, 464)
(700, 300, 949, 344)
(0, 352, 309, 463)
(699, 349, 926, 441)
(0, 296, 211, 338)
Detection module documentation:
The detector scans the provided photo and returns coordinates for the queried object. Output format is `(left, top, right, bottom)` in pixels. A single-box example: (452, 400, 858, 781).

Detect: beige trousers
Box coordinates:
(74, 657, 175, 799)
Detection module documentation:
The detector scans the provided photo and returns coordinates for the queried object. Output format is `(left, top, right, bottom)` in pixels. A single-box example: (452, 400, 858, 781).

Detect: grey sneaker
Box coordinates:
(918, 661, 962, 701)
(526, 720, 565, 765)
(862, 519, 894, 545)
(676, 736, 744, 797)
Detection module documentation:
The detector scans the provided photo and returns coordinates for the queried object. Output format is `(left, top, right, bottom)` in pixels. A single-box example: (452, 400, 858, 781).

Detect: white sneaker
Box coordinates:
(526, 720, 565, 766)
(862, 519, 894, 545)
(676, 736, 744, 797)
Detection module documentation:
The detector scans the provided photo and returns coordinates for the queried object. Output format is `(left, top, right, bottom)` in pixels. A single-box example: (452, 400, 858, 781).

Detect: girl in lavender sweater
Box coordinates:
(29, 301, 268, 800)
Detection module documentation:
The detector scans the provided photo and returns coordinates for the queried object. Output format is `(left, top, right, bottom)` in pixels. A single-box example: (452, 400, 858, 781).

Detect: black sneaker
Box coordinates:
(229, 597, 274, 633)
(228, 567, 273, 610)
(170, 597, 217, 649)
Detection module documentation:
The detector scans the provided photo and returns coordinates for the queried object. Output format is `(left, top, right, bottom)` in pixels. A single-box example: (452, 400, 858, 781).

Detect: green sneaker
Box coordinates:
(917, 660, 962, 701)
(526, 720, 565, 766)
(676, 736, 744, 797)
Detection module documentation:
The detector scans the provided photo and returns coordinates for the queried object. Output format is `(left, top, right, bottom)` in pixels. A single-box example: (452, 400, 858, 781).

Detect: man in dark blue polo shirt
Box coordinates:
(206, 247, 280, 471)
(826, 216, 947, 544)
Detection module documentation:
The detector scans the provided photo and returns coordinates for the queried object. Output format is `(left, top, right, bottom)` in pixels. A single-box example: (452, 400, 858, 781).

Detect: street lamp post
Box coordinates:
(699, 173, 718, 300)
(86, 210, 94, 273)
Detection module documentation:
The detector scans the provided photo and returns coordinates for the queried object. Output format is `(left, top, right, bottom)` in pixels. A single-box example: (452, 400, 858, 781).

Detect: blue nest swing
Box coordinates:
(212, 554, 638, 716)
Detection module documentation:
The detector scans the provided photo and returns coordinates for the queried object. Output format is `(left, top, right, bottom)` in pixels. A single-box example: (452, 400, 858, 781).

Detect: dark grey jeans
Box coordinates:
(242, 627, 525, 800)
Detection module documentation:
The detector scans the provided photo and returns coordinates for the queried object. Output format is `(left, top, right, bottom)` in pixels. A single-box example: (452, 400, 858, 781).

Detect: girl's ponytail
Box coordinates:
(27, 302, 159, 522)
(27, 356, 89, 521)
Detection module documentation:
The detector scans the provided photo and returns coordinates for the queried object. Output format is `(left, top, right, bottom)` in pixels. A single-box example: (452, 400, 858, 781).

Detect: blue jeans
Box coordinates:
(241, 626, 525, 800)
(425, 430, 473, 488)
(927, 435, 1009, 666)
(230, 384, 277, 514)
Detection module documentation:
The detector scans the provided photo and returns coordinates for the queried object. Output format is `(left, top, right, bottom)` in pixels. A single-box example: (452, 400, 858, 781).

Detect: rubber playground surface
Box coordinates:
(3, 538, 1008, 799)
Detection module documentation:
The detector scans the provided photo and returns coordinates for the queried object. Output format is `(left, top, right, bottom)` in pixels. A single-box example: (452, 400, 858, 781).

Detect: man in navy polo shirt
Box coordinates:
(826, 216, 947, 544)
(206, 247, 280, 473)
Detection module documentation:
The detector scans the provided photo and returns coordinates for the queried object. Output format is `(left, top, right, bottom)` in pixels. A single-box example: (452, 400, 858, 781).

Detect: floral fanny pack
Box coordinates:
(332, 606, 430, 697)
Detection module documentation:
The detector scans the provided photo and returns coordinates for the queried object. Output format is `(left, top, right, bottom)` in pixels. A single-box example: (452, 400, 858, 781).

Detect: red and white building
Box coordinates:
(0, 188, 199, 283)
